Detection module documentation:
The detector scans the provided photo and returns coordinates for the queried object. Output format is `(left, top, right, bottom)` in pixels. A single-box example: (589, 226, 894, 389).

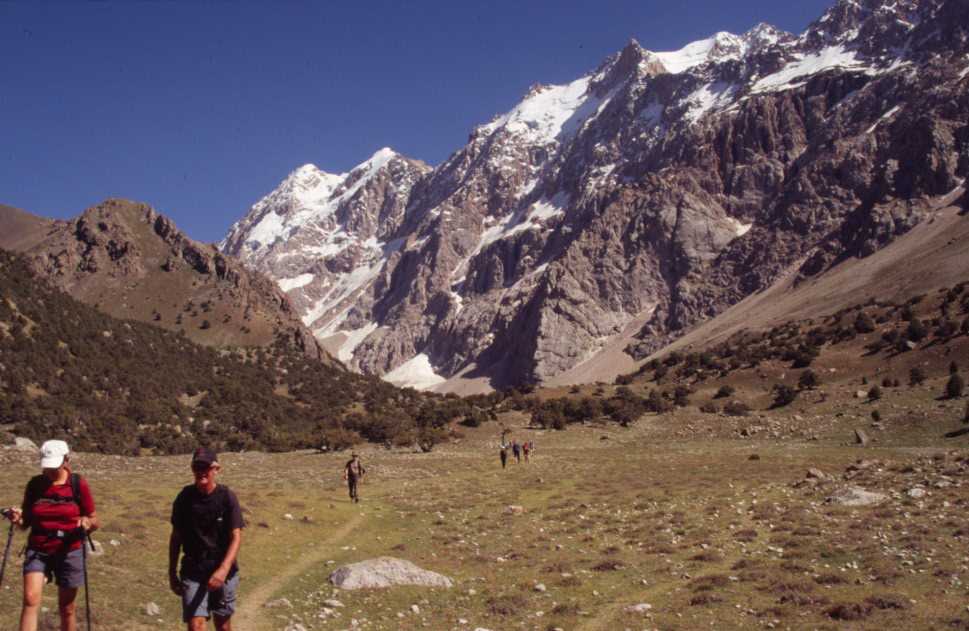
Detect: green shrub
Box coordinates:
(723, 401, 750, 417)
(772, 385, 798, 408)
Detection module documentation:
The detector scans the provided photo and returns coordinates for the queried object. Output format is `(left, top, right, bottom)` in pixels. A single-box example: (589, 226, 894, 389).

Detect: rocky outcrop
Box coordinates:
(223, 0, 969, 388)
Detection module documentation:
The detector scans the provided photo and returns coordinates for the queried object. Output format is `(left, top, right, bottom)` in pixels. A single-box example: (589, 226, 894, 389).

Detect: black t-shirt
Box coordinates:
(345, 459, 365, 480)
(171, 484, 244, 575)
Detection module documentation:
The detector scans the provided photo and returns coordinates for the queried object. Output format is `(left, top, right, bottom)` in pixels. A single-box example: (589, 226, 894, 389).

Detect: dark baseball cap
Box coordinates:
(191, 447, 218, 466)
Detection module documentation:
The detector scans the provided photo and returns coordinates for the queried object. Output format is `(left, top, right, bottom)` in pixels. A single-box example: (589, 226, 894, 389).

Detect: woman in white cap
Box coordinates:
(3, 439, 99, 631)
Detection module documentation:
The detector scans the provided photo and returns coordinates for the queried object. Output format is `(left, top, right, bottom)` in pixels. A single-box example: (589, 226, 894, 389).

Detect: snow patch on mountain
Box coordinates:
(336, 322, 379, 363)
(479, 77, 602, 144)
(383, 353, 446, 390)
(684, 81, 738, 122)
(727, 217, 753, 238)
(865, 104, 902, 134)
(655, 31, 753, 74)
(278, 273, 316, 292)
(751, 45, 865, 92)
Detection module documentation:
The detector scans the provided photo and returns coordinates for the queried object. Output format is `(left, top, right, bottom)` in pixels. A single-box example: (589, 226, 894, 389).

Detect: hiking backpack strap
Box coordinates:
(71, 473, 82, 511)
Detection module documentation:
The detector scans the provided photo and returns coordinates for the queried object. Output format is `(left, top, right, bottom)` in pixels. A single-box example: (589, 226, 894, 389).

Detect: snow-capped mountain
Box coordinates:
(221, 148, 431, 362)
(224, 0, 969, 390)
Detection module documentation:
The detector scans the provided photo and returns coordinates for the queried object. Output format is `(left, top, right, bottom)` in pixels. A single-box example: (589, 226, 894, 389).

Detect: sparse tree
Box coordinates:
(854, 312, 875, 333)
(673, 385, 691, 408)
(946, 374, 965, 400)
(909, 367, 926, 386)
(950, 361, 959, 375)
(868, 385, 882, 401)
(871, 410, 881, 422)
(714, 384, 735, 399)
(772, 384, 798, 408)
(723, 400, 750, 417)
(906, 318, 927, 342)
(798, 369, 819, 390)
(700, 402, 719, 414)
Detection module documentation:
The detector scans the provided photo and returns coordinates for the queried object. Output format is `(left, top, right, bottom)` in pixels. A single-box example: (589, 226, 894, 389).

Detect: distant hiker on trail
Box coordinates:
(499, 440, 508, 469)
(169, 447, 244, 631)
(344, 453, 366, 503)
(512, 440, 521, 464)
(522, 440, 531, 463)
(4, 439, 99, 631)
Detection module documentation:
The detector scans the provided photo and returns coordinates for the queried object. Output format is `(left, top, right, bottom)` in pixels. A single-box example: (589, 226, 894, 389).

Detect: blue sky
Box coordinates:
(1, 0, 832, 243)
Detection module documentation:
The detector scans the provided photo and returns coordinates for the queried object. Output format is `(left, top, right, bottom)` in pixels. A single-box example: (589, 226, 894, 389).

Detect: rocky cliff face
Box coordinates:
(224, 0, 969, 389)
(11, 199, 326, 360)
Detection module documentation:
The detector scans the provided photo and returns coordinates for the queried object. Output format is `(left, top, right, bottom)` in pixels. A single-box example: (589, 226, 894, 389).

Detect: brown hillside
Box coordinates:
(0, 203, 53, 251)
(5, 198, 329, 361)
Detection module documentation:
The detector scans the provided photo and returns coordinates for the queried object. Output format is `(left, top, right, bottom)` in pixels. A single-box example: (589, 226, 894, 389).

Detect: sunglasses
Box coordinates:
(191, 462, 215, 472)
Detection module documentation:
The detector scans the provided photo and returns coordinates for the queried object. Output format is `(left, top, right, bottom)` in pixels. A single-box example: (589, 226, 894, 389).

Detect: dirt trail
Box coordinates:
(235, 512, 364, 631)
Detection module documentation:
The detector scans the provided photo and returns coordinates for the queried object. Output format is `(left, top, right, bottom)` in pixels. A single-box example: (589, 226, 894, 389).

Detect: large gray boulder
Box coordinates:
(329, 557, 453, 590)
(826, 486, 887, 507)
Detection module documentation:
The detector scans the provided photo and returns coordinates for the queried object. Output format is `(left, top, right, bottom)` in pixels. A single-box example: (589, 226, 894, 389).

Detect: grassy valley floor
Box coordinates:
(2, 404, 969, 630)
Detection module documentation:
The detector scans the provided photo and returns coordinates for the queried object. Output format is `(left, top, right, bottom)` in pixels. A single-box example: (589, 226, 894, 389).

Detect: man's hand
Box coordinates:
(77, 516, 94, 532)
(169, 573, 183, 596)
(207, 567, 228, 591)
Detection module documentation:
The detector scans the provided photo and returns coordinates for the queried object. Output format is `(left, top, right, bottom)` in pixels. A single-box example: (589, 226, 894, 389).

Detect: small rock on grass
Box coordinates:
(144, 602, 160, 616)
(625, 603, 653, 613)
(264, 597, 292, 608)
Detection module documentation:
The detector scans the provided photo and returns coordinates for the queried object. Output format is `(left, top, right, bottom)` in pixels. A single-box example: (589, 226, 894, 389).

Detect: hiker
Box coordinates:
(343, 453, 366, 503)
(499, 441, 508, 469)
(4, 439, 99, 631)
(512, 440, 521, 464)
(522, 440, 531, 463)
(169, 447, 244, 631)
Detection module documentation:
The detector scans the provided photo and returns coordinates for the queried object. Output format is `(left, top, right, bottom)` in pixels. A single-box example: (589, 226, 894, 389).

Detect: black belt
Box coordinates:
(31, 527, 82, 540)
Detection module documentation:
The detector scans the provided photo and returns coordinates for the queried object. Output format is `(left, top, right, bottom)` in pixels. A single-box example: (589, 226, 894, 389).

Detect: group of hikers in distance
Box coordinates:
(2, 440, 367, 630)
(499, 434, 534, 468)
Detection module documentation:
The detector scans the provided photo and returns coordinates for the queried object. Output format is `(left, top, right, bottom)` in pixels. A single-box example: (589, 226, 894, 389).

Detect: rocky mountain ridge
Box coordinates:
(223, 0, 969, 390)
(3, 199, 326, 359)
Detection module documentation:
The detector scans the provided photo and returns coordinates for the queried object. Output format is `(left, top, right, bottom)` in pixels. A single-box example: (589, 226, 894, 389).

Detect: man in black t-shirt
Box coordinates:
(343, 453, 365, 503)
(169, 447, 244, 630)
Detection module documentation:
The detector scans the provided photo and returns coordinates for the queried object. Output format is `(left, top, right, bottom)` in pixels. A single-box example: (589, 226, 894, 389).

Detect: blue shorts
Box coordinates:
(23, 547, 85, 589)
(181, 572, 240, 622)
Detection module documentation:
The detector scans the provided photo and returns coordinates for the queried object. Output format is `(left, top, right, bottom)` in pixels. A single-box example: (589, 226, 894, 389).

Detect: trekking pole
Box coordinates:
(82, 530, 93, 631)
(0, 513, 14, 589)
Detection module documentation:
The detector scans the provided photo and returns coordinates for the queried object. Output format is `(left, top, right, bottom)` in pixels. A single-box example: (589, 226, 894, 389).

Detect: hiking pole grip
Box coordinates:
(0, 521, 14, 589)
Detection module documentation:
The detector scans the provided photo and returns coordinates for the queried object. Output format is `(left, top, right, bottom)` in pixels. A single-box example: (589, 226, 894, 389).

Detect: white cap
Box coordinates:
(40, 440, 70, 469)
